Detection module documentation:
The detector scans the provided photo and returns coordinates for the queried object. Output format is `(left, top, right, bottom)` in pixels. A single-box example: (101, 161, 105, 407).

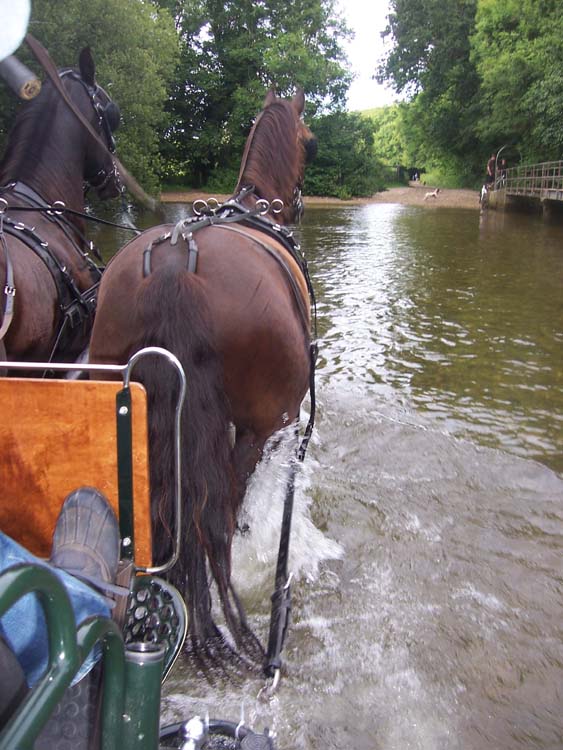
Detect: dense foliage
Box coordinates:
(304, 111, 387, 198)
(0, 0, 179, 191)
(1, 0, 563, 195)
(471, 0, 563, 163)
(379, 0, 563, 185)
(154, 0, 352, 187)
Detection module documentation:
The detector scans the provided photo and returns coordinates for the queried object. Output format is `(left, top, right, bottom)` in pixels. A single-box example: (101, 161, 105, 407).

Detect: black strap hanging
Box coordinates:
(116, 387, 135, 560)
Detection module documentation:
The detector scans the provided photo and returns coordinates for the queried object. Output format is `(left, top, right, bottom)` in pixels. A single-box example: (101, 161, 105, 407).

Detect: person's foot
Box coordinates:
(36, 488, 120, 750)
(50, 487, 119, 585)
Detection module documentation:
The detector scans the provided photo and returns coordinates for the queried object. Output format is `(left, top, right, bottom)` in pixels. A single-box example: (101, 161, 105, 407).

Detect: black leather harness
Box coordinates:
(0, 181, 103, 360)
(142, 188, 316, 338)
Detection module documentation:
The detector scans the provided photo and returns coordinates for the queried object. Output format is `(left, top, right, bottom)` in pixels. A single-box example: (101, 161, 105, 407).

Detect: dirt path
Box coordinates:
(160, 183, 480, 211)
(364, 183, 480, 210)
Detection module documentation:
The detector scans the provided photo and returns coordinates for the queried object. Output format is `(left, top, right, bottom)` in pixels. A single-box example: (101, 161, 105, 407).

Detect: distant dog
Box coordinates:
(424, 188, 440, 201)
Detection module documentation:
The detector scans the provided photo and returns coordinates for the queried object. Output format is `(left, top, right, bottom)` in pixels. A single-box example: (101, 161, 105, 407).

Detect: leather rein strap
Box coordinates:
(0, 203, 15, 341)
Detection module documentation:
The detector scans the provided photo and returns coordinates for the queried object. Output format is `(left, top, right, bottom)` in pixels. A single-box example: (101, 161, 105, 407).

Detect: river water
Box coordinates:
(98, 201, 563, 749)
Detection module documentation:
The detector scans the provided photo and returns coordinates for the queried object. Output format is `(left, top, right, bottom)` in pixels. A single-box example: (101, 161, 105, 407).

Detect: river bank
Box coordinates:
(160, 183, 481, 211)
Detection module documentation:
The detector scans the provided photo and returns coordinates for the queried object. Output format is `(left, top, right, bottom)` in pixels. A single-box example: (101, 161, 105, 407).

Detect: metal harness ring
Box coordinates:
(50, 200, 66, 216)
(256, 198, 270, 215)
(192, 199, 208, 216)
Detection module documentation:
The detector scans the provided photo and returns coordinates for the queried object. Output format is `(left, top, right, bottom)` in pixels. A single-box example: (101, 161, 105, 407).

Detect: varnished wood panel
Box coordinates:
(0, 378, 152, 567)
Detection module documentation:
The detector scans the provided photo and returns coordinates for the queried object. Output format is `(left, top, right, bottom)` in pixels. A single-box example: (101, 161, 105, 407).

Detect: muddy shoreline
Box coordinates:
(160, 183, 480, 211)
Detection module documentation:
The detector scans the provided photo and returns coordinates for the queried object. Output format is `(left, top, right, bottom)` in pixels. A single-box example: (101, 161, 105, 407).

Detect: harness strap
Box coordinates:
(141, 196, 278, 277)
(0, 216, 100, 362)
(264, 451, 297, 678)
(1, 217, 83, 303)
(0, 226, 16, 342)
(1, 181, 106, 268)
(2, 181, 140, 237)
(298, 341, 318, 461)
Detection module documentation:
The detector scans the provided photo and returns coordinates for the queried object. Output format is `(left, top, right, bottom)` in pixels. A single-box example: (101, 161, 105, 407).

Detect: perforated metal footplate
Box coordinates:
(123, 575, 187, 680)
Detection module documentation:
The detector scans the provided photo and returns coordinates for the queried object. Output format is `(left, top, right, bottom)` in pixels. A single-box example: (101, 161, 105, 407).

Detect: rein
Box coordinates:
(1, 183, 141, 235)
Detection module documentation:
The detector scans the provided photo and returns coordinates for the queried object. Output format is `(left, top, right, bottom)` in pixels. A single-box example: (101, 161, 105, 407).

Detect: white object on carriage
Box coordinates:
(0, 0, 31, 62)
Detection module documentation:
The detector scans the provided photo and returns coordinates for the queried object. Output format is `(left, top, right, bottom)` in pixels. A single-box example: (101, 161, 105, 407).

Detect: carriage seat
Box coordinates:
(0, 350, 187, 681)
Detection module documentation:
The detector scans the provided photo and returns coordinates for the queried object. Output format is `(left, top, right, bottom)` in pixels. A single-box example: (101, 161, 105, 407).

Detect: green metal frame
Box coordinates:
(0, 563, 166, 750)
(0, 564, 132, 750)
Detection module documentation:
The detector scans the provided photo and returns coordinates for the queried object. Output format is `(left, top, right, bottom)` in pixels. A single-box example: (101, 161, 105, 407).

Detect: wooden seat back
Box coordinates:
(0, 377, 152, 567)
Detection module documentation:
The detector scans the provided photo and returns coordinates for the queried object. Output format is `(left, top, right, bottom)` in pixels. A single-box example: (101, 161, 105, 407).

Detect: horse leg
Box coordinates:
(232, 427, 267, 511)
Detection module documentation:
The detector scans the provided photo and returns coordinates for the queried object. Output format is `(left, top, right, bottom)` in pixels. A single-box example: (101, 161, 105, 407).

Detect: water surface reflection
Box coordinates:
(299, 204, 563, 473)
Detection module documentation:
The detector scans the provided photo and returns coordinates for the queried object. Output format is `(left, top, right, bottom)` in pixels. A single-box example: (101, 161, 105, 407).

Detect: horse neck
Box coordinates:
(0, 100, 88, 213)
(235, 110, 302, 225)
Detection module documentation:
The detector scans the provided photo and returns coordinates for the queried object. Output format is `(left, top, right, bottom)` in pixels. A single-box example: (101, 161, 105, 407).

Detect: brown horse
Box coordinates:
(0, 47, 121, 365)
(89, 89, 317, 668)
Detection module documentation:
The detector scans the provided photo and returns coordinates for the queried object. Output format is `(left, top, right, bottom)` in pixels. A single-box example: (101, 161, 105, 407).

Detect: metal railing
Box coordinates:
(494, 159, 563, 198)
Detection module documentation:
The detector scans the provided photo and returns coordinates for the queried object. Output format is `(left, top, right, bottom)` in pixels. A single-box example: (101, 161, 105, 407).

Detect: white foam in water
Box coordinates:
(231, 424, 343, 595)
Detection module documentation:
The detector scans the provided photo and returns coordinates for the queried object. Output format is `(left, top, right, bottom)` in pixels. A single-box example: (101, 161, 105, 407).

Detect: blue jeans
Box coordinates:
(0, 533, 110, 687)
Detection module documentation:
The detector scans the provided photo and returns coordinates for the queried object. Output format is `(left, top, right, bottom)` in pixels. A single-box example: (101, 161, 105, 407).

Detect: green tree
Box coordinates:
(368, 104, 410, 168)
(378, 0, 484, 183)
(471, 0, 563, 162)
(304, 111, 386, 198)
(157, 0, 352, 187)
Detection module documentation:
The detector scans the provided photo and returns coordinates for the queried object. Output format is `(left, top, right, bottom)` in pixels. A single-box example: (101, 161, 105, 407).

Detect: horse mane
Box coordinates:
(237, 100, 304, 209)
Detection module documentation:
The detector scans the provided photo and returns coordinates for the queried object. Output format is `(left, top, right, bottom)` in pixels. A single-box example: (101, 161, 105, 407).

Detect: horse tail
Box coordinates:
(132, 265, 257, 655)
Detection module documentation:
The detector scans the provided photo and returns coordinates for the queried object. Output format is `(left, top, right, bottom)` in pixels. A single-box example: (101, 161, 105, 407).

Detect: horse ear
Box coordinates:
(292, 88, 305, 116)
(263, 88, 276, 108)
(78, 47, 96, 87)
